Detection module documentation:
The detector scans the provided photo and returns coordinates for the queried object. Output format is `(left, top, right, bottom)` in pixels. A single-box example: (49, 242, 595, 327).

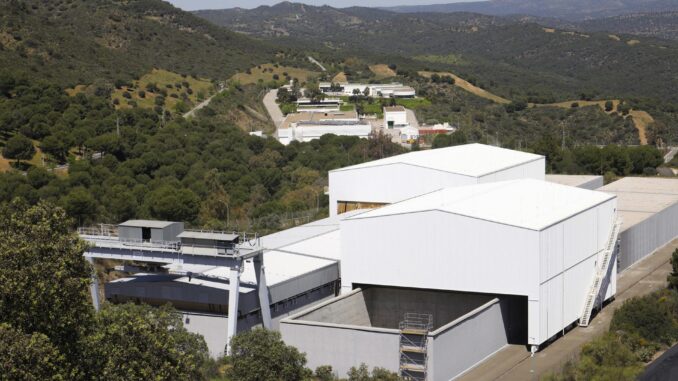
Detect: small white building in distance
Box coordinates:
(319, 82, 416, 98)
(328, 144, 545, 216)
(384, 106, 408, 129)
(277, 111, 372, 145)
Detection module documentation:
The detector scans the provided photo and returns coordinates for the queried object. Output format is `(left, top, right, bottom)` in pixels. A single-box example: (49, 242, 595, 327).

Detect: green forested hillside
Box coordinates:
(196, 3, 678, 104)
(0, 0, 272, 86)
(0, 0, 405, 231)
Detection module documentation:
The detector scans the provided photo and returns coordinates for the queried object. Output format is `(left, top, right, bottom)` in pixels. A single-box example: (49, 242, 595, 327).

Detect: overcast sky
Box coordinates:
(167, 0, 477, 11)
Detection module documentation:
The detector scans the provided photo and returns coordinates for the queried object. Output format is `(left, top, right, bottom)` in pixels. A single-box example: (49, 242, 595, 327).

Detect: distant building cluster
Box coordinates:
(319, 82, 416, 98)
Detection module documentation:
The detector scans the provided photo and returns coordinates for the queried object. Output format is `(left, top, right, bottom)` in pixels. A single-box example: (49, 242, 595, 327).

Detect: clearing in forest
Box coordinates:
(536, 99, 651, 144)
(629, 110, 651, 145)
(332, 72, 348, 83)
(111, 69, 215, 113)
(418, 71, 511, 104)
(233, 64, 318, 85)
(369, 64, 397, 79)
(0, 139, 44, 173)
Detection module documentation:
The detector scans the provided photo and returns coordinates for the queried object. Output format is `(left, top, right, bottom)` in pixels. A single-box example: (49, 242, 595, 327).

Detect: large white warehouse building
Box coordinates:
(329, 143, 545, 216)
(284, 179, 620, 380)
(341, 179, 618, 346)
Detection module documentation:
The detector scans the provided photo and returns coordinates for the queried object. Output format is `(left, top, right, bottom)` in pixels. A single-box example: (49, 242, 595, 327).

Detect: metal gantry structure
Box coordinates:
(78, 223, 271, 352)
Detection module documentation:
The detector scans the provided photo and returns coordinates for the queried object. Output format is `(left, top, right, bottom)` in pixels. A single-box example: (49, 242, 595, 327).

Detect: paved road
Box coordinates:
(308, 56, 326, 72)
(640, 343, 678, 381)
(405, 108, 420, 128)
(458, 239, 678, 381)
(665, 147, 678, 163)
(183, 93, 218, 119)
(263, 89, 284, 130)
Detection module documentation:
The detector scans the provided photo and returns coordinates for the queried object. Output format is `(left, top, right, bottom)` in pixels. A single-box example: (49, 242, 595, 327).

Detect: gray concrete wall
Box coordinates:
(429, 299, 508, 381)
(180, 292, 338, 359)
(180, 312, 229, 358)
(281, 289, 511, 380)
(620, 201, 678, 271)
(363, 287, 494, 330)
(297, 286, 493, 330)
(296, 288, 371, 326)
(281, 321, 401, 377)
(580, 177, 604, 190)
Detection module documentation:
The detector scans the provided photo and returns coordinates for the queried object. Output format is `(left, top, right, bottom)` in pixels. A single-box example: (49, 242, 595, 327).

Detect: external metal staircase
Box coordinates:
(399, 313, 433, 381)
(579, 219, 622, 327)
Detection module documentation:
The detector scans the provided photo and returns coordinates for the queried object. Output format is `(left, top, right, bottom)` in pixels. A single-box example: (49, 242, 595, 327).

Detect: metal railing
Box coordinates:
(399, 313, 434, 331)
(78, 224, 118, 237)
(77, 225, 262, 255)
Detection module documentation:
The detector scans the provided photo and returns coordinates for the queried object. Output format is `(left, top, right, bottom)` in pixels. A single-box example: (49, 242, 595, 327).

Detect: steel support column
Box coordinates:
(254, 253, 272, 329)
(226, 261, 241, 354)
(86, 257, 101, 311)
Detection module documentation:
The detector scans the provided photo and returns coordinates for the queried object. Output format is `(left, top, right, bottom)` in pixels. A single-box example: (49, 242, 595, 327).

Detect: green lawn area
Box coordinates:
(396, 97, 431, 109)
(340, 104, 355, 112)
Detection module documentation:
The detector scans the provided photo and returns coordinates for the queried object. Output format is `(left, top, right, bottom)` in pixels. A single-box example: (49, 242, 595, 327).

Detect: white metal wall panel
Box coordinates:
(540, 224, 564, 282)
(478, 158, 545, 183)
(528, 300, 540, 344)
(329, 164, 477, 216)
(596, 200, 617, 250)
(341, 210, 540, 299)
(562, 255, 597, 326)
(563, 208, 599, 269)
(540, 275, 564, 341)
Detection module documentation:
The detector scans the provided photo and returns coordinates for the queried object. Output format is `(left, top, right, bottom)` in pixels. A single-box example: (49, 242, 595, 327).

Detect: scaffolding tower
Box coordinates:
(399, 313, 433, 381)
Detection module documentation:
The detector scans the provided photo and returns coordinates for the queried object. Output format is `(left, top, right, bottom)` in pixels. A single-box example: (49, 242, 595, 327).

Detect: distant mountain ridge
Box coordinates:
(384, 0, 678, 21)
(194, 2, 678, 103)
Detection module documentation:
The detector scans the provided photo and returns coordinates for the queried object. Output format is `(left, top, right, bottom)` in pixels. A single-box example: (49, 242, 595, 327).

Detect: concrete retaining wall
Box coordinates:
(281, 289, 511, 380)
(429, 299, 508, 381)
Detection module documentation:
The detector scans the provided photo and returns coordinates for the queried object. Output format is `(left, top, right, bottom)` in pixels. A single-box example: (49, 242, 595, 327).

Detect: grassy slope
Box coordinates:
(421, 70, 652, 143)
(111, 69, 215, 112)
(419, 71, 511, 104)
(232, 63, 318, 85)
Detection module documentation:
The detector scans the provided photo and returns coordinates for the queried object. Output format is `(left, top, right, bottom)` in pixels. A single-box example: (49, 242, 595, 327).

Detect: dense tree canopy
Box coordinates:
(0, 200, 216, 380)
(229, 328, 310, 381)
(0, 323, 67, 381)
(86, 304, 212, 381)
(0, 200, 93, 378)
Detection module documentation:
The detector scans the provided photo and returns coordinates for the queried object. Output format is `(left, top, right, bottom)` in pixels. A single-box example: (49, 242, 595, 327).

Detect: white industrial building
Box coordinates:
(384, 106, 408, 128)
(329, 143, 545, 216)
(278, 110, 372, 145)
(78, 144, 678, 381)
(319, 82, 416, 98)
(277, 122, 372, 145)
(284, 179, 621, 380)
